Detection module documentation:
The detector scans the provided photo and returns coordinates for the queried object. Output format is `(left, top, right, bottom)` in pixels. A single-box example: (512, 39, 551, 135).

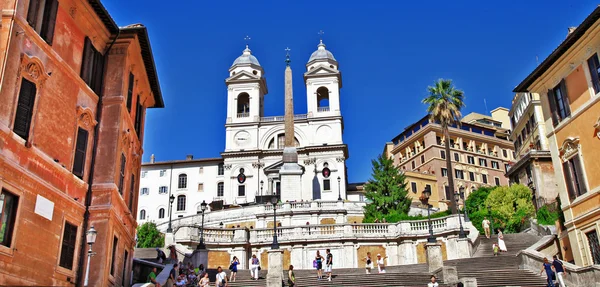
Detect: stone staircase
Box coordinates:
(204, 233, 548, 287)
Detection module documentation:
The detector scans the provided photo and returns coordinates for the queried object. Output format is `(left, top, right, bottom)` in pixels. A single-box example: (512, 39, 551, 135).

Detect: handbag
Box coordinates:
(258, 266, 261, 271)
(229, 264, 234, 270)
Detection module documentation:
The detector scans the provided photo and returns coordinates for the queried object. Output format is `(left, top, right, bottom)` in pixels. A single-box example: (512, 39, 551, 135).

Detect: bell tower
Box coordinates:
(304, 40, 342, 118)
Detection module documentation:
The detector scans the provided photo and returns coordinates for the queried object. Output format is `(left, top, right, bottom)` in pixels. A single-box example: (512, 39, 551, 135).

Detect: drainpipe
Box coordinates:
(75, 29, 120, 287)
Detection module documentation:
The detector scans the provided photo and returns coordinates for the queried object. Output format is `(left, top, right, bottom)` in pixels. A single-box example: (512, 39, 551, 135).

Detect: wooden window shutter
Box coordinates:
(91, 51, 105, 96)
(547, 89, 559, 127)
(588, 54, 600, 94)
(118, 154, 126, 195)
(128, 174, 135, 211)
(135, 96, 143, 139)
(562, 161, 576, 201)
(72, 128, 89, 179)
(572, 156, 587, 196)
(14, 79, 37, 141)
(126, 73, 134, 112)
(27, 0, 41, 27)
(80, 38, 94, 85)
(40, 0, 59, 44)
(559, 79, 571, 117)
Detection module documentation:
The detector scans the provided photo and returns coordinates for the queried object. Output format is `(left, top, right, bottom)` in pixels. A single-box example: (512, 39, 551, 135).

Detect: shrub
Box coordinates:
(537, 205, 560, 225)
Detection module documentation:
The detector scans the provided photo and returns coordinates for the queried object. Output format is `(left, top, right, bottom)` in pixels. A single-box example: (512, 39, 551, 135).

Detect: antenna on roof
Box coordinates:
(536, 55, 539, 65)
(484, 98, 489, 115)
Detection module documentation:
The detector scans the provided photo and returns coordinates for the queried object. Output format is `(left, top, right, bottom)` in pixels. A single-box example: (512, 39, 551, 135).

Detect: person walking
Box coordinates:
(497, 229, 507, 252)
(482, 217, 491, 239)
(552, 255, 567, 287)
(364, 252, 374, 274)
(325, 249, 333, 281)
(540, 258, 556, 287)
(315, 250, 324, 280)
(376, 254, 387, 273)
(166, 263, 178, 287)
(249, 254, 260, 280)
(215, 266, 228, 287)
(287, 265, 296, 287)
(229, 256, 239, 282)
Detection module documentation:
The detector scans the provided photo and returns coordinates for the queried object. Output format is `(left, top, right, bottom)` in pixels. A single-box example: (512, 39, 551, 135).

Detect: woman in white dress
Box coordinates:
(497, 229, 507, 252)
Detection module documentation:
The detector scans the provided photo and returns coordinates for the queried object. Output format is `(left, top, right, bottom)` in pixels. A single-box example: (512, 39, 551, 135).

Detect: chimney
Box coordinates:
(150, 154, 155, 163)
(186, 154, 194, 160)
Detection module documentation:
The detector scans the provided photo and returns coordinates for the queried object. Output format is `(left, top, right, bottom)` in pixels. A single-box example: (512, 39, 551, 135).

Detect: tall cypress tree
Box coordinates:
(363, 154, 412, 221)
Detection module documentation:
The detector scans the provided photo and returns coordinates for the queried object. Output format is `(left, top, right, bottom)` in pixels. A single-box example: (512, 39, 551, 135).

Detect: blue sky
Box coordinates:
(104, 0, 597, 183)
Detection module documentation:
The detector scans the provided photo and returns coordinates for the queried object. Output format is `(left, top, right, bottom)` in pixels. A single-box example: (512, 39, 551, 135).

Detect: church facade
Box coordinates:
(137, 41, 349, 223)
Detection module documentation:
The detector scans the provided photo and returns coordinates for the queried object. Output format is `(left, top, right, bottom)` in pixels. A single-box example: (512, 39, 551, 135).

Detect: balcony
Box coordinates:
(237, 112, 249, 118)
(260, 114, 308, 122)
(317, 106, 330, 112)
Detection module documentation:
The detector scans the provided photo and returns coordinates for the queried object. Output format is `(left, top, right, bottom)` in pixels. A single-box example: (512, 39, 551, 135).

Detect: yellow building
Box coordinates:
(404, 171, 442, 209)
(513, 6, 600, 266)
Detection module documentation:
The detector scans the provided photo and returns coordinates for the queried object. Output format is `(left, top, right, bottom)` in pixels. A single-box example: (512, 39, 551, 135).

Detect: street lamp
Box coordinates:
(487, 205, 495, 236)
(260, 180, 264, 204)
(83, 225, 97, 287)
(196, 200, 207, 250)
(454, 191, 467, 238)
(459, 186, 469, 222)
(167, 194, 175, 233)
(337, 176, 342, 201)
(422, 186, 436, 243)
(270, 196, 279, 249)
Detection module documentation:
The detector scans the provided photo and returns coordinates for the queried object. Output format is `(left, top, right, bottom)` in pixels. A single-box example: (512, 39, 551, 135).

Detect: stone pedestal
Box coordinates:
(266, 249, 284, 287)
(280, 148, 303, 202)
(442, 266, 458, 285)
(456, 238, 472, 259)
(462, 277, 478, 287)
(164, 232, 175, 248)
(190, 248, 208, 270)
(426, 243, 443, 273)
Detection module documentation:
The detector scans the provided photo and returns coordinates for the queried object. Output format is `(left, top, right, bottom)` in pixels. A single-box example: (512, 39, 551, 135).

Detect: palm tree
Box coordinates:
(422, 79, 465, 214)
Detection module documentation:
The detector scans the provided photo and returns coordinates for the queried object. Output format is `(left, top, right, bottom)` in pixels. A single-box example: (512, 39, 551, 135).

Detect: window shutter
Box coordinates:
(559, 79, 571, 117)
(72, 128, 89, 178)
(562, 161, 576, 200)
(40, 0, 59, 44)
(14, 79, 37, 141)
(588, 54, 600, 94)
(91, 51, 105, 95)
(572, 156, 587, 196)
(128, 175, 135, 211)
(127, 73, 134, 112)
(135, 97, 143, 139)
(119, 154, 126, 195)
(80, 38, 94, 85)
(27, 0, 41, 27)
(547, 89, 559, 127)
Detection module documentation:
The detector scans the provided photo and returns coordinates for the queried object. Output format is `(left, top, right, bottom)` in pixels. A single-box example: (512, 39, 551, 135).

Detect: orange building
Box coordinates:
(513, 6, 600, 266)
(0, 0, 163, 286)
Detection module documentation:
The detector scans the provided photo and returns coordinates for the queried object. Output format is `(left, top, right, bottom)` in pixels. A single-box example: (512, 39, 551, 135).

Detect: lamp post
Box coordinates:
(260, 180, 264, 204)
(270, 196, 279, 249)
(422, 186, 436, 243)
(196, 200, 207, 250)
(83, 225, 97, 287)
(487, 205, 495, 236)
(337, 176, 342, 201)
(459, 186, 469, 222)
(454, 191, 467, 238)
(167, 194, 175, 233)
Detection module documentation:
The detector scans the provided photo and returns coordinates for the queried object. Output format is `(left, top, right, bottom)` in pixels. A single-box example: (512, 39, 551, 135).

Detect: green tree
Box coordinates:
(484, 184, 535, 233)
(422, 79, 465, 214)
(464, 186, 494, 233)
(136, 222, 165, 248)
(363, 155, 411, 222)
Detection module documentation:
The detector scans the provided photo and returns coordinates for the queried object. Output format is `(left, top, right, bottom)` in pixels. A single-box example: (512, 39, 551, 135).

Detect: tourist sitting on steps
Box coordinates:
(198, 273, 210, 287)
(147, 267, 161, 287)
(428, 275, 439, 287)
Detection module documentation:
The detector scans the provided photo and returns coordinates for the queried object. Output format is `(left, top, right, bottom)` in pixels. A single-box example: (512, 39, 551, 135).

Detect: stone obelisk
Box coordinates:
(279, 49, 303, 202)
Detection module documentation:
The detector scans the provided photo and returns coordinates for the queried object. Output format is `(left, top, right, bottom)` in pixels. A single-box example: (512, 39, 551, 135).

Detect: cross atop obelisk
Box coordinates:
(283, 47, 295, 149)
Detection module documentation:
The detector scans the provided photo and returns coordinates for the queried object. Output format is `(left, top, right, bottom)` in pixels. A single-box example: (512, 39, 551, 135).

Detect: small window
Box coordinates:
(134, 95, 144, 139)
(563, 156, 587, 200)
(199, 167, 204, 174)
(126, 73, 134, 113)
(587, 53, 600, 94)
(237, 92, 250, 117)
(467, 156, 475, 165)
(238, 185, 245, 197)
(218, 163, 224, 176)
(491, 161, 499, 169)
(128, 175, 135, 212)
(455, 169, 464, 179)
(441, 168, 448, 177)
(72, 128, 89, 179)
(0, 189, 19, 247)
(177, 195, 186, 211)
(26, 0, 59, 44)
(469, 172, 475, 182)
(425, 184, 431, 193)
(140, 188, 149, 195)
(80, 37, 105, 95)
(547, 80, 571, 126)
(158, 208, 165, 219)
(482, 174, 488, 184)
(495, 177, 501, 186)
(139, 209, 146, 220)
(323, 179, 331, 191)
(59, 222, 78, 270)
(111, 236, 118, 276)
(410, 182, 417, 193)
(454, 153, 460, 162)
(411, 161, 416, 170)
(440, 150, 446, 159)
(178, 174, 187, 189)
(217, 182, 224, 197)
(502, 149, 508, 158)
(159, 186, 168, 194)
(420, 155, 425, 165)
(160, 170, 166, 177)
(13, 78, 37, 141)
(141, 171, 147, 178)
(198, 183, 204, 192)
(118, 154, 126, 195)
(479, 158, 487, 167)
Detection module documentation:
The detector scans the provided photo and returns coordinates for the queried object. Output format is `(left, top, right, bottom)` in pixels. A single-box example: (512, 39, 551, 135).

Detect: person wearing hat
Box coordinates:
(376, 254, 388, 273)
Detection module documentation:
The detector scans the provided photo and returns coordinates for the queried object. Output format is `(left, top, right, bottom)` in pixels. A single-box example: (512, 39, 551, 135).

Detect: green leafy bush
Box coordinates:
(536, 205, 559, 225)
(484, 184, 535, 233)
(136, 222, 165, 248)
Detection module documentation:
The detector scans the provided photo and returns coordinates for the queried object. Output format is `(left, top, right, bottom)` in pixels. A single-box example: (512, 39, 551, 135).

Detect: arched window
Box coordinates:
(316, 87, 330, 112)
(178, 174, 187, 189)
(158, 208, 165, 219)
(217, 182, 224, 197)
(139, 209, 146, 220)
(237, 93, 250, 117)
(177, 195, 186, 211)
(218, 163, 224, 176)
(269, 133, 300, 149)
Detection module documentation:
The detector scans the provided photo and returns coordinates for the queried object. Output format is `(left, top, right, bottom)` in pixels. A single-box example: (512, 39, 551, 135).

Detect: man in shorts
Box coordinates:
(325, 249, 333, 281)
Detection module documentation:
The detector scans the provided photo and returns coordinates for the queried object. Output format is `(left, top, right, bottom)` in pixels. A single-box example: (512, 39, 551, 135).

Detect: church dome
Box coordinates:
(308, 40, 336, 63)
(232, 46, 261, 67)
